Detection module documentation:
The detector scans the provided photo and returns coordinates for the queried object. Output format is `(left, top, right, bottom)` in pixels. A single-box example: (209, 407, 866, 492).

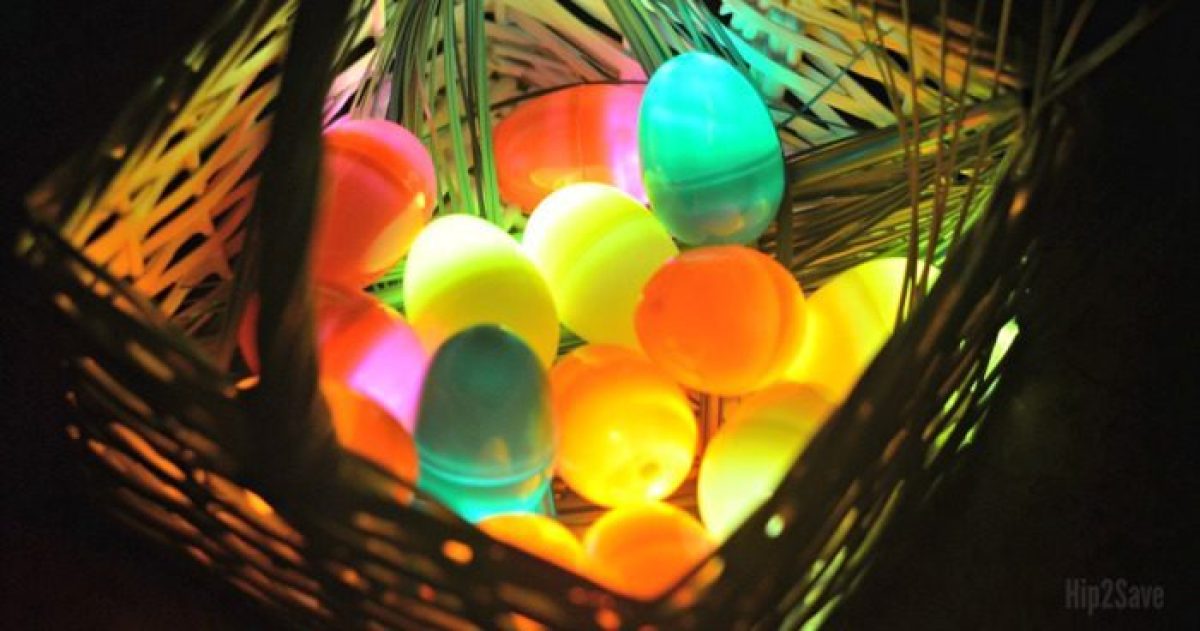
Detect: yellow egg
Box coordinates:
(522, 183, 677, 349)
(403, 215, 559, 366)
(477, 513, 585, 572)
(697, 383, 833, 539)
(785, 258, 940, 403)
(583, 503, 715, 600)
(550, 345, 696, 507)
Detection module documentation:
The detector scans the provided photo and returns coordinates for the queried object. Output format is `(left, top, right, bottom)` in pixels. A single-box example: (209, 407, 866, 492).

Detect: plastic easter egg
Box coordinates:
(315, 118, 436, 288)
(478, 513, 585, 571)
(522, 183, 677, 348)
(635, 245, 806, 395)
(786, 258, 940, 403)
(415, 325, 555, 522)
(322, 380, 419, 501)
(583, 503, 715, 600)
(238, 286, 429, 431)
(495, 84, 647, 213)
(404, 215, 559, 366)
(320, 296, 429, 433)
(639, 52, 784, 245)
(550, 345, 696, 507)
(697, 383, 832, 539)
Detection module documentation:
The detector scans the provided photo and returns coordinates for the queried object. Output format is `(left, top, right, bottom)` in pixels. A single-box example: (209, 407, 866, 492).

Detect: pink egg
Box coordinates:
(494, 84, 646, 212)
(238, 285, 429, 431)
(314, 118, 436, 289)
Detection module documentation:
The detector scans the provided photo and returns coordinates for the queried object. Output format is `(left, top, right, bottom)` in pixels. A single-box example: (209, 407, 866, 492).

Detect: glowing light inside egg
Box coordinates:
(404, 215, 559, 366)
(522, 183, 677, 349)
(321, 380, 419, 503)
(238, 286, 428, 431)
(639, 52, 784, 245)
(698, 383, 832, 539)
(550, 345, 696, 507)
(583, 503, 715, 600)
(636, 245, 806, 395)
(314, 118, 436, 288)
(786, 257, 940, 404)
(478, 513, 585, 571)
(415, 325, 556, 522)
(494, 84, 647, 212)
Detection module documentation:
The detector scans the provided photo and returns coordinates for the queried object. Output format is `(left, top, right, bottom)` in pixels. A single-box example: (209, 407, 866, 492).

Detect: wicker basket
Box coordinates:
(16, 0, 1094, 628)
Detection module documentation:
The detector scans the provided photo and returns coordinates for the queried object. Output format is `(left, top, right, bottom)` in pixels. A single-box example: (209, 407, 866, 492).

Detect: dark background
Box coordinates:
(3, 1, 1196, 629)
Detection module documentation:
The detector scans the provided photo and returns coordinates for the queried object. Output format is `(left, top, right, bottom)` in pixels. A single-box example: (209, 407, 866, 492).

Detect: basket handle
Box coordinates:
(247, 0, 355, 500)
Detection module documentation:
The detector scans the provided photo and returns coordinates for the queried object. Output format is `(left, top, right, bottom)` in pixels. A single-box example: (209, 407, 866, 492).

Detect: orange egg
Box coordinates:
(321, 380, 419, 501)
(238, 286, 373, 374)
(634, 246, 806, 395)
(477, 513, 585, 571)
(239, 285, 429, 431)
(583, 503, 716, 600)
(550, 345, 696, 507)
(314, 118, 436, 289)
(494, 84, 646, 213)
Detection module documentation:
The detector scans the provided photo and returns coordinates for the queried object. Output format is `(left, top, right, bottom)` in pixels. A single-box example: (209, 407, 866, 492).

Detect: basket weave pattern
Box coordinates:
(16, 0, 1056, 629)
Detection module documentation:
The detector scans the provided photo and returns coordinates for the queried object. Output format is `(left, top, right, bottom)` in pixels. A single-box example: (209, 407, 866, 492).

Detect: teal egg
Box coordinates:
(414, 325, 555, 522)
(639, 52, 785, 245)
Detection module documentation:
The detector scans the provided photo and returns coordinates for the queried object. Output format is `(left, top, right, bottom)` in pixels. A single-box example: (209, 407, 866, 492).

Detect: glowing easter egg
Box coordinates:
(635, 245, 806, 395)
(786, 257, 941, 403)
(415, 325, 555, 522)
(478, 513, 585, 571)
(550, 345, 696, 507)
(404, 215, 559, 366)
(322, 380, 419, 501)
(238, 286, 429, 431)
(698, 383, 832, 539)
(315, 118, 436, 288)
(522, 183, 677, 348)
(583, 503, 715, 600)
(495, 84, 647, 212)
(639, 52, 784, 245)
(320, 296, 429, 433)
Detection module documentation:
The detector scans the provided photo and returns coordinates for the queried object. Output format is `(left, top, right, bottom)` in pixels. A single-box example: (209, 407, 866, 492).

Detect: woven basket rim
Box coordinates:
(11, 1, 1088, 628)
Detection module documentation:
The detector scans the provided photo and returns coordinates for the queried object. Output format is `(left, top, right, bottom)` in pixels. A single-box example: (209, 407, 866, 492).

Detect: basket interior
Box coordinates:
(18, 0, 1040, 628)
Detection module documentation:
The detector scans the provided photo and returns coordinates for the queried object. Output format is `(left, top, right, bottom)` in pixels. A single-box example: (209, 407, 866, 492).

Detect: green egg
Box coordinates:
(639, 52, 785, 245)
(414, 325, 555, 522)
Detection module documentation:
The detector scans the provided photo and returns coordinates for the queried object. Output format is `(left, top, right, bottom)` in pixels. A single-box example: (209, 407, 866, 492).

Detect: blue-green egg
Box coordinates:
(639, 52, 785, 246)
(414, 325, 556, 522)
